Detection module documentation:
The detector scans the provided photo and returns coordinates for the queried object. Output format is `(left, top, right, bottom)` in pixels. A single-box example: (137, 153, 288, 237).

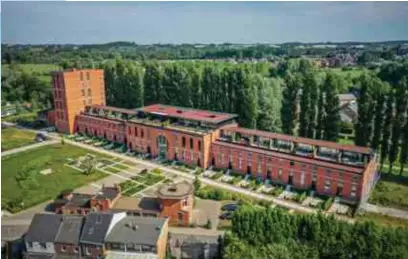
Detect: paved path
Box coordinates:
(364, 203, 408, 220)
(1, 139, 59, 157)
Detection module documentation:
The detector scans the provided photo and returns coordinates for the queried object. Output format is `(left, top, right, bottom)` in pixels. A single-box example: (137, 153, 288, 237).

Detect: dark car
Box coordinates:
(220, 212, 234, 220)
(221, 203, 240, 212)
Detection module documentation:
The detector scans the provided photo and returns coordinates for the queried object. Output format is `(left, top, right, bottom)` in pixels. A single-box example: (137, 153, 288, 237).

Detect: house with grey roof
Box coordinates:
(104, 216, 168, 259)
(54, 215, 84, 258)
(24, 214, 62, 259)
(80, 212, 126, 259)
(2, 224, 29, 259)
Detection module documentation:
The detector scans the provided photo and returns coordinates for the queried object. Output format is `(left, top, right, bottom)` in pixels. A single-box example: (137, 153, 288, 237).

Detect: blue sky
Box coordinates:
(1, 1, 408, 44)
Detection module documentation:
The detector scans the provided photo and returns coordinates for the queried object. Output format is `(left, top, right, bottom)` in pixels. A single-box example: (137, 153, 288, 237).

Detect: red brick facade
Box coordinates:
(51, 69, 379, 204)
(55, 243, 81, 257)
(159, 196, 194, 226)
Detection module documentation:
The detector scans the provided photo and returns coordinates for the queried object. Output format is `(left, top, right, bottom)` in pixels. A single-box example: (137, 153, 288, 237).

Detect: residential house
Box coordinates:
(54, 185, 121, 215)
(104, 216, 168, 259)
(80, 212, 126, 258)
(1, 224, 29, 259)
(24, 214, 62, 259)
(168, 233, 222, 259)
(54, 215, 84, 258)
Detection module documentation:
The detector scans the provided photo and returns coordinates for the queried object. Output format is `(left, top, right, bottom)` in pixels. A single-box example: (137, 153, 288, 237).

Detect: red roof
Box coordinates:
(89, 105, 137, 115)
(213, 141, 364, 174)
(223, 126, 372, 155)
(140, 104, 237, 124)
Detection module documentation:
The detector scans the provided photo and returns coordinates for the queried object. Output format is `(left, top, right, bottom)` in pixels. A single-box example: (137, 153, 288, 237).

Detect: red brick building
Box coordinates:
(51, 69, 379, 204)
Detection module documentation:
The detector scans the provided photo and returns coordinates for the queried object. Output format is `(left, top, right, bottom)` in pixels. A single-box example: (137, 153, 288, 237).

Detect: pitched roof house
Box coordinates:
(24, 214, 62, 259)
(80, 212, 126, 258)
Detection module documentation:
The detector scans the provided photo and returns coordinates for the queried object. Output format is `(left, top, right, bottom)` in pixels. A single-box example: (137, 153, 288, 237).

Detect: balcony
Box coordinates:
(130, 117, 212, 136)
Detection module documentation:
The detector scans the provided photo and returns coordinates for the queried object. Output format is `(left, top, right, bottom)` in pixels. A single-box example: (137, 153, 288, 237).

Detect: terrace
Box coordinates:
(219, 127, 370, 168)
(83, 105, 136, 121)
(129, 112, 215, 136)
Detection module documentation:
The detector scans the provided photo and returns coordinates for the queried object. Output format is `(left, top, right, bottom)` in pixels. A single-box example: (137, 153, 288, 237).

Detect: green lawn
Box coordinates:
(104, 166, 122, 173)
(1, 127, 37, 151)
(357, 212, 408, 229)
(1, 144, 110, 213)
(114, 163, 129, 170)
(369, 175, 408, 210)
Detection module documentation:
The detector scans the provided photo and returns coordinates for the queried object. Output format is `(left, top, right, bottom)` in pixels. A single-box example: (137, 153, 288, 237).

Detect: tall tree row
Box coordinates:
(223, 206, 408, 259)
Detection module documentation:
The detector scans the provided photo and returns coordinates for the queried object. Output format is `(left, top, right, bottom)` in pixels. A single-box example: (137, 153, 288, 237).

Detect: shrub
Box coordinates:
(271, 186, 284, 196)
(321, 197, 333, 211)
(205, 219, 212, 229)
(295, 192, 307, 203)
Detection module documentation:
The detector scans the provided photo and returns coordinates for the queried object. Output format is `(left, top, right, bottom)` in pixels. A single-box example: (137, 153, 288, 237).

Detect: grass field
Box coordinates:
(1, 127, 37, 151)
(2, 64, 60, 84)
(369, 175, 408, 210)
(357, 212, 408, 229)
(1, 143, 110, 213)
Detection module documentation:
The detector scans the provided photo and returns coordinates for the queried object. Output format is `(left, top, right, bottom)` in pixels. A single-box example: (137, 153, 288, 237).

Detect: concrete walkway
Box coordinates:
(1, 139, 59, 157)
(364, 203, 408, 220)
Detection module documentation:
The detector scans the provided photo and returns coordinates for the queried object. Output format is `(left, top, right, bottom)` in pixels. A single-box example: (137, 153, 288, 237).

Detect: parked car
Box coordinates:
(221, 203, 240, 212)
(220, 212, 234, 220)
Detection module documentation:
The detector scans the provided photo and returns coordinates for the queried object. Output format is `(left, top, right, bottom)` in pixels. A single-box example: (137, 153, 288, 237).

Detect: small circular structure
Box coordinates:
(156, 181, 194, 199)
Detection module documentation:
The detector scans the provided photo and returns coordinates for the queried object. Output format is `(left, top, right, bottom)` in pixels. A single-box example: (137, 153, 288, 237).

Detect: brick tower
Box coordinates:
(52, 69, 105, 134)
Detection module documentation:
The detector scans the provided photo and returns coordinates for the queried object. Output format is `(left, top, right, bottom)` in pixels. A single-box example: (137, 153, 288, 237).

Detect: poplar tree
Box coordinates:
(281, 73, 301, 135)
(380, 92, 394, 171)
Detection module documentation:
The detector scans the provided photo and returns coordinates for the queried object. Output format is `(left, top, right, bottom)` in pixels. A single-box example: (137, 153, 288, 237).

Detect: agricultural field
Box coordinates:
(2, 63, 60, 84)
(1, 143, 110, 213)
(1, 127, 37, 151)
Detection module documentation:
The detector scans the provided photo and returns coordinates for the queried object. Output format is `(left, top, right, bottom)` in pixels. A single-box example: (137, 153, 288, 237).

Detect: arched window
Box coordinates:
(198, 141, 201, 150)
(141, 129, 144, 138)
(182, 137, 186, 147)
(190, 138, 194, 149)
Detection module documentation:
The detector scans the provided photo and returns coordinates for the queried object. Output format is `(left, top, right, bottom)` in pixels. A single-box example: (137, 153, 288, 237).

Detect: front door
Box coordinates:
(157, 135, 168, 160)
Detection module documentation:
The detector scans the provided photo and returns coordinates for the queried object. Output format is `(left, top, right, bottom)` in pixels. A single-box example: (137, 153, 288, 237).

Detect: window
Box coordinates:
(351, 185, 357, 191)
(81, 89, 85, 96)
(128, 127, 132, 135)
(135, 127, 138, 137)
(80, 72, 84, 81)
(182, 198, 188, 207)
(290, 161, 294, 166)
(300, 172, 305, 185)
(88, 99, 92, 104)
(278, 168, 282, 177)
(88, 88, 92, 96)
(350, 191, 356, 197)
(39, 243, 47, 249)
(86, 246, 91, 255)
(83, 100, 86, 106)
(141, 129, 144, 138)
(74, 247, 79, 253)
(86, 71, 90, 80)
(190, 138, 194, 149)
(198, 141, 201, 150)
(182, 137, 186, 147)
(61, 245, 66, 252)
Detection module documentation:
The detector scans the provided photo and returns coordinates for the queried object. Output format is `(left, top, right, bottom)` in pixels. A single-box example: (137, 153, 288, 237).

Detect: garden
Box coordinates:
(118, 168, 166, 197)
(1, 143, 111, 213)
